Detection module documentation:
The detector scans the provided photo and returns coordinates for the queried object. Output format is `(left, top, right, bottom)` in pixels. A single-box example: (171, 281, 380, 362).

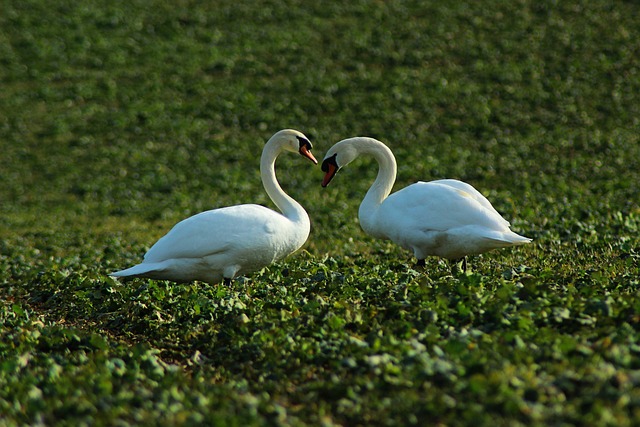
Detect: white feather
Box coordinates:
(322, 137, 531, 262)
(111, 129, 317, 284)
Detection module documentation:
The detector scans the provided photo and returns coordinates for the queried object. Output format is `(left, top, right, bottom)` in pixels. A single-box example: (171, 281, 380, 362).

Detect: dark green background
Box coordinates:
(2, 1, 639, 425)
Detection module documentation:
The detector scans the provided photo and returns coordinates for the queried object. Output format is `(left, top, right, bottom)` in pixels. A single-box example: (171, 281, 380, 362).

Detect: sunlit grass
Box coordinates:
(2, 0, 640, 425)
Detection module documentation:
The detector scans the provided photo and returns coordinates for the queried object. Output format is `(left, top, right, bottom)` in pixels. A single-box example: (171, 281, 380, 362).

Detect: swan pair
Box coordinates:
(111, 130, 530, 284)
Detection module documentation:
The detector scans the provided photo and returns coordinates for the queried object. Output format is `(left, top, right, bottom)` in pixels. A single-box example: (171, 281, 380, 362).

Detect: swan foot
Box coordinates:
(415, 259, 426, 269)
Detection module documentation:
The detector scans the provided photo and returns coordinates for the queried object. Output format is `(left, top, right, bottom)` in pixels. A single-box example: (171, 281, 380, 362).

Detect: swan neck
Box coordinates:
(356, 139, 397, 232)
(260, 140, 308, 224)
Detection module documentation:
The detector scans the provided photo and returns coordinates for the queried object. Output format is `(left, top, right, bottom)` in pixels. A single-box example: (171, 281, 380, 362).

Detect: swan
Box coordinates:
(110, 129, 318, 284)
(321, 137, 531, 271)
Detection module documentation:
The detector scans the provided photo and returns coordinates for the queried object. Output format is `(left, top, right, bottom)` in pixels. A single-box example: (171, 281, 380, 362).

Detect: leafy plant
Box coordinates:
(2, 0, 640, 425)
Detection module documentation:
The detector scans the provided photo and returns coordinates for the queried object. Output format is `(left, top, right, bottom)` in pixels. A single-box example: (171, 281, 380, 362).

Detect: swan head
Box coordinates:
(273, 129, 318, 164)
(320, 139, 359, 187)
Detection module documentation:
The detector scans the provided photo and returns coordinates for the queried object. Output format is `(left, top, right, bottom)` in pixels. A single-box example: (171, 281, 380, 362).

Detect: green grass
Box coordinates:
(2, 0, 640, 425)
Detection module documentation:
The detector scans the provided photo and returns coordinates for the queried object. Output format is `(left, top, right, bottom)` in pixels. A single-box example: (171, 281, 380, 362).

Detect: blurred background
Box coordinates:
(2, 1, 640, 425)
(2, 0, 639, 259)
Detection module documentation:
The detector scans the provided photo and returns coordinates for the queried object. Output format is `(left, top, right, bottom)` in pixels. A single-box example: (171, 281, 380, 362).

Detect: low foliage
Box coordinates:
(2, 0, 640, 425)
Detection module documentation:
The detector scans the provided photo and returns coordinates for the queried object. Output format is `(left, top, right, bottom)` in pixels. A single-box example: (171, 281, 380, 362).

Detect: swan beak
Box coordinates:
(322, 163, 338, 187)
(299, 146, 318, 164)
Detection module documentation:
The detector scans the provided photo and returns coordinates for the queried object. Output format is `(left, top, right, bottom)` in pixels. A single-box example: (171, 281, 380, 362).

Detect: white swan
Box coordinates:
(321, 137, 531, 271)
(111, 129, 318, 284)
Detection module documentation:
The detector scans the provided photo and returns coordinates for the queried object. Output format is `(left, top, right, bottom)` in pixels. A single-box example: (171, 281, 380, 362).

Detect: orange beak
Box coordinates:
(299, 145, 318, 165)
(322, 163, 338, 187)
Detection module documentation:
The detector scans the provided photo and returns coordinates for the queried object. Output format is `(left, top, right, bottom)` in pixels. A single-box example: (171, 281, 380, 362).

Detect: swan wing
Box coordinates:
(378, 181, 511, 234)
(374, 181, 529, 259)
(426, 179, 510, 226)
(142, 204, 287, 263)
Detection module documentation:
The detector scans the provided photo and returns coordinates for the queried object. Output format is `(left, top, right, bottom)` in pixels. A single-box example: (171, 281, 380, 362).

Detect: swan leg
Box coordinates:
(223, 277, 233, 286)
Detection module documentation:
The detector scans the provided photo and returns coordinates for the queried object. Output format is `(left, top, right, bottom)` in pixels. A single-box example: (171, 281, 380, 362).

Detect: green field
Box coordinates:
(2, 0, 640, 425)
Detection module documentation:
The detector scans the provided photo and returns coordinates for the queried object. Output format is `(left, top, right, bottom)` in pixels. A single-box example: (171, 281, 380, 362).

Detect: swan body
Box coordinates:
(321, 137, 531, 267)
(111, 129, 317, 284)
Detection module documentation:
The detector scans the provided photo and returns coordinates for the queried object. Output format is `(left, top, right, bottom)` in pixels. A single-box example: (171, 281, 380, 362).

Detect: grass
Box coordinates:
(2, 0, 640, 425)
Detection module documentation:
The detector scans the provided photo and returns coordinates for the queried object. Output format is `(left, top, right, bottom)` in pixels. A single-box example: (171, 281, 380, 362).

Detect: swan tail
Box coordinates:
(110, 262, 165, 278)
(505, 231, 532, 245)
(485, 231, 532, 247)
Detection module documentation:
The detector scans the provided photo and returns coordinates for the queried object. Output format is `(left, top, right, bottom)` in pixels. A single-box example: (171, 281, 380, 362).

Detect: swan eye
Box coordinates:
(321, 153, 338, 172)
(296, 135, 313, 150)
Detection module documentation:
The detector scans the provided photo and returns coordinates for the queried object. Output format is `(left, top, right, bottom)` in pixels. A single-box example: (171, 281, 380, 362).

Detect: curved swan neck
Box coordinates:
(260, 138, 308, 223)
(350, 138, 397, 232)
